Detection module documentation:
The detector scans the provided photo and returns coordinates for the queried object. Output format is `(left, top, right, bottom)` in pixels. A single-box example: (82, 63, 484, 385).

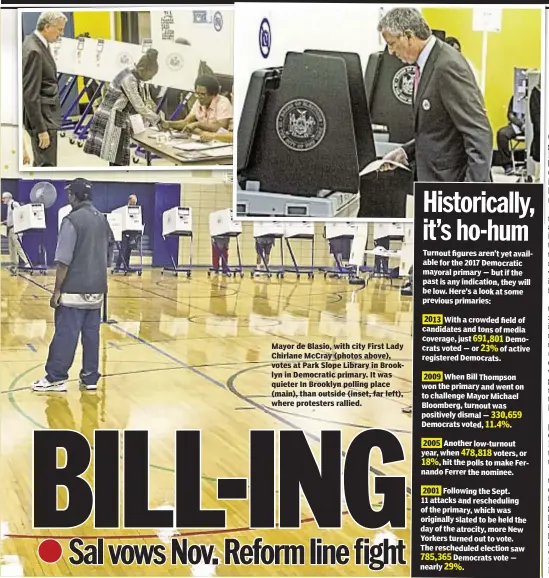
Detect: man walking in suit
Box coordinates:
(22, 11, 67, 167)
(378, 8, 493, 182)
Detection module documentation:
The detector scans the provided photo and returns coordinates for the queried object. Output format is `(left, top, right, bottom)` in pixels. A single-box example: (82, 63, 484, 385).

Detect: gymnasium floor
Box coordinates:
(1, 266, 413, 577)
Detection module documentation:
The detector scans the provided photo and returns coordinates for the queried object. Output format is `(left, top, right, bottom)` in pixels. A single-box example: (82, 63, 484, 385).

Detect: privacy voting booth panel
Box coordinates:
(364, 49, 415, 144)
(52, 37, 202, 90)
(304, 50, 377, 170)
(253, 221, 285, 238)
(209, 208, 241, 237)
(238, 50, 377, 197)
(325, 222, 357, 240)
(106, 213, 123, 243)
(162, 206, 192, 236)
(112, 205, 143, 233)
(13, 204, 46, 234)
(149, 9, 234, 75)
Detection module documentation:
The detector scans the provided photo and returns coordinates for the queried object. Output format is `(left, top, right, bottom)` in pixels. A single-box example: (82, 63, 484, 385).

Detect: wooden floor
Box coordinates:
(1, 267, 413, 577)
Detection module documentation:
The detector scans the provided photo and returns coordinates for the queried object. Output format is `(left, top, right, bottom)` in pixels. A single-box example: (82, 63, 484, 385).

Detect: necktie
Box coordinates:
(413, 64, 420, 99)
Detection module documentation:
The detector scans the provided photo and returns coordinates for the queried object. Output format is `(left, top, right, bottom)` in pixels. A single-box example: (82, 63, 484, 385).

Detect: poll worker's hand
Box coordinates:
(50, 290, 61, 309)
(184, 122, 200, 134)
(379, 147, 408, 171)
(38, 132, 50, 149)
(199, 132, 216, 142)
(159, 120, 172, 132)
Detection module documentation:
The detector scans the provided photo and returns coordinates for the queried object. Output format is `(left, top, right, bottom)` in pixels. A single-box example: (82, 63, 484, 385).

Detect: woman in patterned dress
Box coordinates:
(83, 49, 161, 166)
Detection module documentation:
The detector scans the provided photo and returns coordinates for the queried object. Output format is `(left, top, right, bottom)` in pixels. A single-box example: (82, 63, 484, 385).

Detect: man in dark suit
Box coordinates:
(22, 11, 67, 167)
(378, 8, 493, 182)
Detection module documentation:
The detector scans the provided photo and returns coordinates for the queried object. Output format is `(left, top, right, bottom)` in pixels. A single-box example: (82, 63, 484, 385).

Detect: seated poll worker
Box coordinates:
(162, 75, 232, 135)
(378, 8, 493, 182)
(84, 49, 161, 166)
(497, 96, 525, 176)
(197, 86, 234, 143)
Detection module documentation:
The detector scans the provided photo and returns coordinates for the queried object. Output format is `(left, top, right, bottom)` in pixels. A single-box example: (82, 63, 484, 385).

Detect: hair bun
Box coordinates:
(146, 48, 158, 61)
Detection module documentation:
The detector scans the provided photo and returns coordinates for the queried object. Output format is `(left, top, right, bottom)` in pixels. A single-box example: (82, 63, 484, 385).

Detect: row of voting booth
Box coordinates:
(322, 221, 413, 285)
(52, 33, 233, 164)
(236, 38, 541, 217)
(10, 200, 413, 286)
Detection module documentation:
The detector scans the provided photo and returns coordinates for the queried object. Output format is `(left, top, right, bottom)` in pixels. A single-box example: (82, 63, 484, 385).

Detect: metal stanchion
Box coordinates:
(101, 292, 117, 325)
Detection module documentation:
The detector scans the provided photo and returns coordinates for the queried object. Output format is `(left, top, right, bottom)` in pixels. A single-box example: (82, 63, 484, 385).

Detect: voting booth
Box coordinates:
(348, 232, 369, 282)
(281, 221, 316, 279)
(238, 51, 375, 197)
(325, 222, 358, 240)
(369, 222, 404, 280)
(321, 222, 361, 279)
(399, 224, 414, 277)
(252, 221, 286, 277)
(283, 221, 314, 239)
(253, 221, 285, 238)
(112, 204, 143, 233)
(13, 204, 46, 234)
(111, 205, 144, 275)
(163, 206, 192, 236)
(364, 49, 415, 145)
(209, 208, 242, 238)
(12, 204, 47, 274)
(208, 209, 244, 277)
(237, 49, 411, 218)
(161, 206, 193, 277)
(374, 222, 405, 240)
(58, 204, 72, 231)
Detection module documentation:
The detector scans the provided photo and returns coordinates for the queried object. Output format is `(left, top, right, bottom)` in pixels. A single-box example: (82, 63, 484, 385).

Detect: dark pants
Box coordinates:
(374, 236, 390, 273)
(45, 306, 101, 386)
(212, 237, 229, 271)
(497, 125, 517, 170)
(116, 234, 137, 270)
(30, 129, 58, 167)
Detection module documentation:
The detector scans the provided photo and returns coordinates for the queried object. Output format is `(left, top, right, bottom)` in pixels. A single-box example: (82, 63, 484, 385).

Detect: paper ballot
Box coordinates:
(359, 159, 410, 176)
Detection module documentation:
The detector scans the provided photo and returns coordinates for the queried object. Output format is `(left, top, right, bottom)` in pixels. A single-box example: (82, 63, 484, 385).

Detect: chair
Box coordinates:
(510, 134, 527, 181)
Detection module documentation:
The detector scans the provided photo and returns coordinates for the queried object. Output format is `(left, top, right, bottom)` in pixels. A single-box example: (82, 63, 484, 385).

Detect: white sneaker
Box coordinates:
(32, 377, 67, 392)
(80, 382, 97, 391)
